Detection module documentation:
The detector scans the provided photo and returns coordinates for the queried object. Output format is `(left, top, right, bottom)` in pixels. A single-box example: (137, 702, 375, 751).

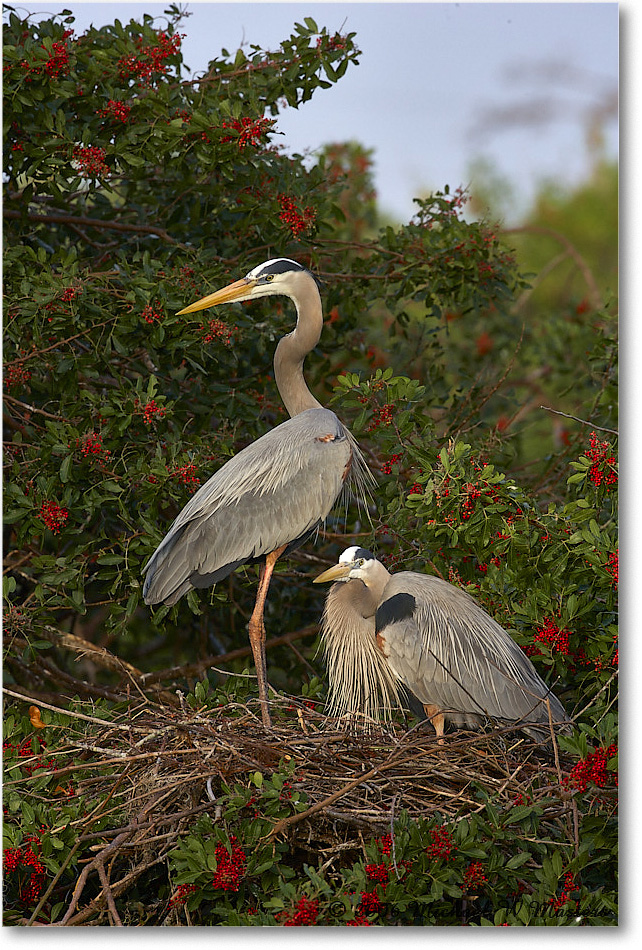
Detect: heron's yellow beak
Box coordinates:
(313, 562, 353, 584)
(176, 277, 257, 315)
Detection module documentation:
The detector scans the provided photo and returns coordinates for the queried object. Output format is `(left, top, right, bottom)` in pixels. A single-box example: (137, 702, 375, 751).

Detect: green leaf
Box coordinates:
(506, 852, 532, 869)
(3, 576, 17, 599)
(59, 454, 73, 483)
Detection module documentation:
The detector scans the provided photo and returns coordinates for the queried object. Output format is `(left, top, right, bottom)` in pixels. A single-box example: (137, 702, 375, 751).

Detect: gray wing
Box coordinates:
(143, 408, 353, 605)
(375, 572, 569, 728)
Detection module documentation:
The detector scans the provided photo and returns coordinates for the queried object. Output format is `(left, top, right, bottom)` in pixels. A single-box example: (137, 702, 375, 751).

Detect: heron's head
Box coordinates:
(177, 258, 319, 314)
(313, 546, 378, 585)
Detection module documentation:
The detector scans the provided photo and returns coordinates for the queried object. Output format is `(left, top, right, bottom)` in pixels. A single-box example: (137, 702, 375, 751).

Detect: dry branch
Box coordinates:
(5, 684, 579, 926)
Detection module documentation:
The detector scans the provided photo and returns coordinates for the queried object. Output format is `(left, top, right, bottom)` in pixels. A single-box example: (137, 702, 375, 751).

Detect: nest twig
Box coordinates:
(4, 682, 579, 927)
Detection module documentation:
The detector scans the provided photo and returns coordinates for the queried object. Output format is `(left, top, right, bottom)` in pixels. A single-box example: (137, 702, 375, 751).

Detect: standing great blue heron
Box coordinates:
(143, 259, 371, 728)
(314, 546, 571, 741)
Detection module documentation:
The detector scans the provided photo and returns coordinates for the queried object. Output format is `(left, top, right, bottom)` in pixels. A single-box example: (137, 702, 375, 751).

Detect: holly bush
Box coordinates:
(3, 6, 617, 926)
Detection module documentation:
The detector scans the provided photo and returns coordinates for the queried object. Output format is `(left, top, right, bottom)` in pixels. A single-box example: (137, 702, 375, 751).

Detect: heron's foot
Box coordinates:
(424, 704, 446, 746)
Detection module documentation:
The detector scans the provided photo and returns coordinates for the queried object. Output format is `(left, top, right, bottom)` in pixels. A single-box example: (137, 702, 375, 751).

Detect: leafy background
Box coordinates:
(3, 7, 617, 927)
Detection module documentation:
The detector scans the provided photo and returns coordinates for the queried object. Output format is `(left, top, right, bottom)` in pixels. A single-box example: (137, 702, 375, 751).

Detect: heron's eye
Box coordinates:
(264, 274, 275, 282)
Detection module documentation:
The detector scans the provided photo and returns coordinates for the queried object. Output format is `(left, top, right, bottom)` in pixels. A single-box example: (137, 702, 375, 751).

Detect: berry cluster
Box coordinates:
(135, 398, 166, 425)
(315, 33, 347, 52)
(365, 861, 389, 886)
(221, 116, 271, 149)
(453, 469, 501, 522)
(278, 895, 319, 926)
(585, 432, 618, 490)
(3, 737, 52, 775)
(200, 318, 234, 346)
(364, 834, 411, 889)
(212, 836, 246, 891)
(567, 744, 618, 792)
(72, 145, 109, 179)
(460, 483, 482, 522)
(4, 604, 28, 634)
(408, 482, 423, 495)
(169, 464, 201, 489)
(426, 825, 455, 862)
(367, 403, 394, 432)
(184, 129, 212, 145)
(278, 781, 293, 804)
(142, 304, 163, 324)
(448, 565, 465, 587)
(526, 617, 571, 658)
(462, 861, 487, 893)
(43, 286, 81, 323)
(358, 891, 381, 914)
(44, 33, 73, 76)
(434, 477, 450, 506)
(380, 834, 393, 856)
(380, 453, 402, 475)
(59, 286, 80, 302)
(39, 500, 68, 534)
(176, 264, 199, 292)
(365, 833, 392, 886)
(76, 431, 105, 458)
(412, 187, 470, 230)
(3, 363, 32, 391)
(447, 185, 469, 215)
(4, 736, 73, 802)
(354, 890, 381, 922)
(168, 883, 198, 909)
(98, 99, 132, 123)
(476, 260, 498, 284)
(549, 872, 576, 912)
(277, 193, 316, 237)
(3, 839, 46, 904)
(244, 792, 261, 819)
(118, 31, 183, 85)
(10, 29, 73, 81)
(605, 551, 618, 588)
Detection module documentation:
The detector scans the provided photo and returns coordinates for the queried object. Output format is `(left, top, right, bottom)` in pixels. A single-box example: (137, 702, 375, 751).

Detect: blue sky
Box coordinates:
(14, 1, 619, 223)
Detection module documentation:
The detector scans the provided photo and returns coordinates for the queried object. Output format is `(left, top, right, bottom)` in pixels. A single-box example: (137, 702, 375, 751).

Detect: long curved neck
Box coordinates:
(273, 279, 324, 417)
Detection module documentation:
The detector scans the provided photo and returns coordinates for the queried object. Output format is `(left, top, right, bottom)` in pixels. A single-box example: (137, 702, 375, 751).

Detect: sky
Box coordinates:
(9, 0, 620, 224)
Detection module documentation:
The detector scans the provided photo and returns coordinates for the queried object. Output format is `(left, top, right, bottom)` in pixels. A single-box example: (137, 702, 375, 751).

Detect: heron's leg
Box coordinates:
(424, 703, 446, 746)
(248, 545, 286, 728)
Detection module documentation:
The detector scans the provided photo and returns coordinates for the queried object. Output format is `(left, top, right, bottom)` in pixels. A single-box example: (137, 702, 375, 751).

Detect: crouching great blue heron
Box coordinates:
(143, 260, 371, 728)
(314, 546, 572, 741)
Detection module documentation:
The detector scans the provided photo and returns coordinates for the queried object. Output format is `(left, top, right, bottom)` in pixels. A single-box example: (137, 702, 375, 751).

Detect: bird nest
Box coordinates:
(5, 682, 578, 925)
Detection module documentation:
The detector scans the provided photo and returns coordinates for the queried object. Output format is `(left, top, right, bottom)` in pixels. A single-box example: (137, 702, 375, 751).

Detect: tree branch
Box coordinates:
(3, 317, 116, 367)
(3, 208, 187, 248)
(539, 405, 618, 436)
